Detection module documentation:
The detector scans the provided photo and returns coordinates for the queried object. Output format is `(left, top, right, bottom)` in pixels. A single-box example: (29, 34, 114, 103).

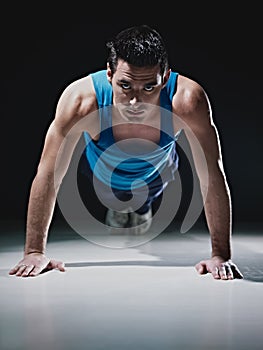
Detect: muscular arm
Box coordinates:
(173, 76, 243, 279)
(9, 75, 98, 277)
(24, 120, 79, 255)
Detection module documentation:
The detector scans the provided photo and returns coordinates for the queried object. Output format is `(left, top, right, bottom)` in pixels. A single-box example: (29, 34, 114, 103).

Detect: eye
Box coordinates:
(121, 83, 131, 90)
(144, 85, 154, 92)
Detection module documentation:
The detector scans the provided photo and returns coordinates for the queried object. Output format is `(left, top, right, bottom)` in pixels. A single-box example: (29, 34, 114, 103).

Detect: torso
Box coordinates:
(78, 73, 201, 142)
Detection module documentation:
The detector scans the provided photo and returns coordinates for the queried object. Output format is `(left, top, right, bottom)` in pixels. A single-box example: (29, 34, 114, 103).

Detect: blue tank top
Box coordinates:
(84, 70, 179, 190)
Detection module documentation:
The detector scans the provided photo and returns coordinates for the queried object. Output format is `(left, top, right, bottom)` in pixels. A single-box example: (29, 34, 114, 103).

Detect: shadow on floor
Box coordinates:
(64, 259, 261, 282)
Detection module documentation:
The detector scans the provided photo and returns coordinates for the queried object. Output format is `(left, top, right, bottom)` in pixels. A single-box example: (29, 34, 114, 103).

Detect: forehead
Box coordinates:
(114, 59, 162, 83)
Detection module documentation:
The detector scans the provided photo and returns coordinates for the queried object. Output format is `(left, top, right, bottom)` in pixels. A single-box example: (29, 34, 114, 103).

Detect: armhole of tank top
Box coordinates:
(172, 73, 182, 140)
(169, 71, 178, 97)
(160, 72, 179, 142)
(90, 71, 106, 140)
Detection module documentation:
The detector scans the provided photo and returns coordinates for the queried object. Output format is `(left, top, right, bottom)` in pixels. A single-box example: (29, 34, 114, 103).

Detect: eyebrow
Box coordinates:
(117, 79, 158, 86)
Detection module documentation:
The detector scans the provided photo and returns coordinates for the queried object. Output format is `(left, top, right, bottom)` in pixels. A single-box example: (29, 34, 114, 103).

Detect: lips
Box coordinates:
(126, 109, 145, 116)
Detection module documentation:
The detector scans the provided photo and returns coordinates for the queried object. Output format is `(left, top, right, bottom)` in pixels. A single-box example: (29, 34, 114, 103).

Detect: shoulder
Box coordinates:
(57, 74, 98, 117)
(172, 74, 215, 139)
(172, 74, 210, 117)
(52, 73, 100, 136)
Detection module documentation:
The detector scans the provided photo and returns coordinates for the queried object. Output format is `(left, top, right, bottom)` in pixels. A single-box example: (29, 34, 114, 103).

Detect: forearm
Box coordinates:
(202, 173, 232, 260)
(24, 174, 57, 255)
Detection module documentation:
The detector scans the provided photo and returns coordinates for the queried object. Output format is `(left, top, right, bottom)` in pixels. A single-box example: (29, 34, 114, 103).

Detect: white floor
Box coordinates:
(1, 220, 263, 350)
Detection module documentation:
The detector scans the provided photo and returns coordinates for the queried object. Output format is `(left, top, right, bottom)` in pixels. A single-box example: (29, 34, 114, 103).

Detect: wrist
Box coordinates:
(212, 252, 231, 261)
(24, 250, 45, 256)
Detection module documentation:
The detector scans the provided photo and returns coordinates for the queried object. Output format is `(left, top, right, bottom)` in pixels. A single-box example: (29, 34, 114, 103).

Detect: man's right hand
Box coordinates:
(9, 253, 66, 277)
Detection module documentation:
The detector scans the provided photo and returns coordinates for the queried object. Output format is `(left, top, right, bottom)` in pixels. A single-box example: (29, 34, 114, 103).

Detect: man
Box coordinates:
(9, 24, 243, 280)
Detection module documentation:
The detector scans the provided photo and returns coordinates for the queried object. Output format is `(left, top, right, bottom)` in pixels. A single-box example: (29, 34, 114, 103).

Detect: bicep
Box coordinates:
(174, 87, 225, 186)
(191, 120, 223, 166)
(190, 116, 227, 189)
(36, 76, 97, 185)
(36, 81, 94, 179)
(37, 120, 81, 185)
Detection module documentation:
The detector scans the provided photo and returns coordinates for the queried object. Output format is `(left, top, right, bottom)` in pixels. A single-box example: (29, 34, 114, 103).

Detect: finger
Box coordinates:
(9, 262, 27, 275)
(29, 266, 44, 276)
(225, 264, 234, 280)
(15, 265, 28, 276)
(195, 261, 207, 275)
(212, 267, 220, 279)
(56, 262, 66, 272)
(49, 260, 66, 272)
(21, 265, 35, 277)
(9, 266, 20, 275)
(218, 265, 228, 280)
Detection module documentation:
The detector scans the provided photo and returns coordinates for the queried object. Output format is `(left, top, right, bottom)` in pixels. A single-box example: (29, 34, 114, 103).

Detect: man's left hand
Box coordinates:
(195, 256, 243, 280)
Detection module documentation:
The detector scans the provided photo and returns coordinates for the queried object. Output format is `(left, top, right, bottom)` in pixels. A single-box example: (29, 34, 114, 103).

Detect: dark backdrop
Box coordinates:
(1, 5, 262, 230)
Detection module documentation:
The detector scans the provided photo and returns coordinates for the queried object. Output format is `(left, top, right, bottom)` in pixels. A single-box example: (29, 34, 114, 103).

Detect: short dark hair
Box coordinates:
(106, 24, 169, 77)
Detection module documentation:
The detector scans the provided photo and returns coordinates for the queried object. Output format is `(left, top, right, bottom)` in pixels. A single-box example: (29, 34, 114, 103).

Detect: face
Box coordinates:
(107, 59, 170, 122)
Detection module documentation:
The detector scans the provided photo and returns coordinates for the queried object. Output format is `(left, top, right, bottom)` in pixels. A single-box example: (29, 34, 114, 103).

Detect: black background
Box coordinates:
(1, 5, 262, 230)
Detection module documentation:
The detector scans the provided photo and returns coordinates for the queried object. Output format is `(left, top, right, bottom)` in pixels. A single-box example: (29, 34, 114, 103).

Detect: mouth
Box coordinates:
(124, 104, 148, 116)
(116, 103, 153, 122)
(126, 109, 145, 116)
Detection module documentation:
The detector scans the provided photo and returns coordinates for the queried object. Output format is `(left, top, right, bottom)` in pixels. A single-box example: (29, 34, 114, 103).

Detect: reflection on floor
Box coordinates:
(1, 220, 263, 350)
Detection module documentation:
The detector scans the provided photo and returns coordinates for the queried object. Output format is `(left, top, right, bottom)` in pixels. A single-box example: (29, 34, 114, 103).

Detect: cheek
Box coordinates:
(112, 87, 128, 103)
(144, 92, 160, 103)
(116, 92, 128, 101)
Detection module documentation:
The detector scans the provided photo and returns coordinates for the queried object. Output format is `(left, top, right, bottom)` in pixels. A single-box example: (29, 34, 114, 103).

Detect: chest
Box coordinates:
(113, 123, 160, 142)
(112, 124, 161, 154)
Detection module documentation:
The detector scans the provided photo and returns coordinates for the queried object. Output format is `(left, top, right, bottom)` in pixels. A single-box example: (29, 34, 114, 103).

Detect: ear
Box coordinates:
(106, 62, 113, 84)
(162, 68, 171, 88)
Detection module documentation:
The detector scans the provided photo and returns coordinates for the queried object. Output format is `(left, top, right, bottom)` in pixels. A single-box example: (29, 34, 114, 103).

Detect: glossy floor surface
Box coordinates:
(1, 221, 263, 350)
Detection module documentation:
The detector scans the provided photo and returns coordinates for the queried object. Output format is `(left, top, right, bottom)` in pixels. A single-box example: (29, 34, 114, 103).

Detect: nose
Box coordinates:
(129, 95, 141, 106)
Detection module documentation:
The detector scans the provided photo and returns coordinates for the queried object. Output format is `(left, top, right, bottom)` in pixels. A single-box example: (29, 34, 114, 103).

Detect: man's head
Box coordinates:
(106, 24, 169, 77)
(106, 25, 171, 118)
